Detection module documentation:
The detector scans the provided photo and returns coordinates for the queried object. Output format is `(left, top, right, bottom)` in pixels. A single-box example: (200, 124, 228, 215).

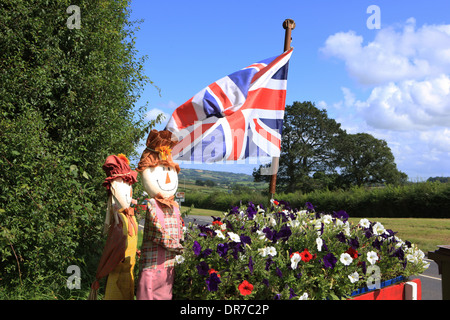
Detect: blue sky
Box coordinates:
(129, 0, 450, 180)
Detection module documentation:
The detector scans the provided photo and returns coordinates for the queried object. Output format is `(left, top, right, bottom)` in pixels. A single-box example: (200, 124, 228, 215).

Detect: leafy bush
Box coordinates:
(173, 200, 429, 300)
(0, 0, 158, 296)
(185, 182, 450, 218)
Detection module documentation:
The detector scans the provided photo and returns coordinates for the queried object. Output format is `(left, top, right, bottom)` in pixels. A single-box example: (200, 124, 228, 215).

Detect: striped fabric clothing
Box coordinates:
(140, 199, 183, 270)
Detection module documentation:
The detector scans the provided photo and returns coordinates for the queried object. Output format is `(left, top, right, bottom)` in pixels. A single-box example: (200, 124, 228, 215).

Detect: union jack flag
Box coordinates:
(166, 48, 293, 163)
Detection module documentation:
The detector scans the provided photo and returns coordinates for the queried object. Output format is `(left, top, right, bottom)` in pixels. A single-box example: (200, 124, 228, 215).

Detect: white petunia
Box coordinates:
(256, 230, 267, 240)
(316, 237, 323, 252)
(367, 251, 379, 265)
(215, 230, 225, 239)
(372, 222, 386, 236)
(348, 271, 359, 283)
(175, 255, 185, 264)
(290, 252, 301, 270)
(314, 220, 322, 230)
(288, 219, 300, 228)
(335, 219, 344, 227)
(258, 247, 268, 257)
(340, 253, 353, 266)
(228, 232, 241, 242)
(257, 205, 265, 214)
(322, 214, 333, 224)
(269, 217, 277, 226)
(298, 292, 309, 300)
(267, 246, 277, 256)
(343, 221, 351, 236)
(358, 218, 371, 228)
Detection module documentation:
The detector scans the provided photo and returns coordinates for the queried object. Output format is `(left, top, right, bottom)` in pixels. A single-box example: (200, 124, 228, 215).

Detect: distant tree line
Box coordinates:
(427, 177, 450, 183)
(195, 179, 217, 187)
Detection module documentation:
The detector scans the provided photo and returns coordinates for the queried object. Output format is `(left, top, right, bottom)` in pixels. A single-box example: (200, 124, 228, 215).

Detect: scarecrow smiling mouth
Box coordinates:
(156, 178, 178, 192)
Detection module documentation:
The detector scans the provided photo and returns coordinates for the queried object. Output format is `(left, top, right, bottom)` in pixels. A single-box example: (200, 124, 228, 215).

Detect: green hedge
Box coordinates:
(185, 182, 450, 218)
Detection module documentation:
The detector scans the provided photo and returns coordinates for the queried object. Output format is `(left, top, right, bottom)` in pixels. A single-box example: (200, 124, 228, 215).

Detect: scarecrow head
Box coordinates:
(102, 153, 138, 207)
(102, 153, 138, 231)
(137, 129, 180, 198)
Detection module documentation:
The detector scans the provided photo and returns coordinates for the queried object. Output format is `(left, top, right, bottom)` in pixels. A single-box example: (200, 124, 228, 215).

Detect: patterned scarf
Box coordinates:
(153, 193, 179, 211)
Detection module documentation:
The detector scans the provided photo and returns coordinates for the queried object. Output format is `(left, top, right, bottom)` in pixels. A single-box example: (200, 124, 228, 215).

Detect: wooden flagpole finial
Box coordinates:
(282, 19, 296, 51)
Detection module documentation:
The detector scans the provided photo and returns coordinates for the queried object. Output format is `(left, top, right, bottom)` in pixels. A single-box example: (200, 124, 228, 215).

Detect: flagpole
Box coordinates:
(269, 19, 295, 199)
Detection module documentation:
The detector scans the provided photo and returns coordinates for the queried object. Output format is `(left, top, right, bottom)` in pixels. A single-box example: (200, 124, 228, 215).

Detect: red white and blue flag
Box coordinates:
(166, 48, 293, 163)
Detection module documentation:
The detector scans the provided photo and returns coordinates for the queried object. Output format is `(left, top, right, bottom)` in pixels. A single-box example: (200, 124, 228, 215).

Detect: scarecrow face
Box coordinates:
(110, 178, 133, 209)
(141, 165, 178, 198)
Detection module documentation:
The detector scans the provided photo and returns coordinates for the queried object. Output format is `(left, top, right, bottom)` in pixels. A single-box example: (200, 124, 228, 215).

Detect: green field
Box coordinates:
(181, 205, 449, 254)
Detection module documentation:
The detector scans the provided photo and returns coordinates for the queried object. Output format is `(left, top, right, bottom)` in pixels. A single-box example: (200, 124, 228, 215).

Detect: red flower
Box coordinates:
(212, 220, 223, 227)
(208, 268, 221, 278)
(300, 249, 313, 262)
(273, 200, 279, 205)
(238, 280, 254, 296)
(345, 247, 359, 259)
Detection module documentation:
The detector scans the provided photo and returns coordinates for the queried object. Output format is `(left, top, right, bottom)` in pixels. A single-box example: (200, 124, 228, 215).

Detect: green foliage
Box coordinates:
(185, 182, 450, 218)
(0, 0, 160, 295)
(281, 182, 450, 218)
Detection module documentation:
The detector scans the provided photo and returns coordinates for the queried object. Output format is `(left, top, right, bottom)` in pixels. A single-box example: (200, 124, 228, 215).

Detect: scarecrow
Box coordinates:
(89, 154, 139, 300)
(135, 129, 184, 300)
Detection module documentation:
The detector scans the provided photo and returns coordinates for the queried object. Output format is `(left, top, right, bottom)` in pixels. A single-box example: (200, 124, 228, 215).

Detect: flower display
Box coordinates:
(173, 200, 429, 300)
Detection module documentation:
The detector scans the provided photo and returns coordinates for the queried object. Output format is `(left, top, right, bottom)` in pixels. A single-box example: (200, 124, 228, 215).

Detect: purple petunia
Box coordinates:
(193, 241, 202, 256)
(265, 256, 274, 271)
(349, 236, 360, 249)
(333, 210, 349, 222)
(248, 256, 254, 274)
(391, 247, 405, 261)
(246, 202, 257, 220)
(289, 288, 297, 299)
(206, 272, 221, 292)
(196, 261, 209, 276)
(240, 234, 252, 245)
(336, 232, 347, 243)
(305, 202, 315, 212)
(217, 243, 229, 258)
(200, 248, 213, 258)
(323, 253, 337, 269)
(276, 266, 283, 278)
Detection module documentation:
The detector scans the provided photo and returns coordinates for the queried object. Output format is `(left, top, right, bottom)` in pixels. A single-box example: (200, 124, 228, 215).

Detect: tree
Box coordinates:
(254, 101, 344, 193)
(0, 0, 160, 294)
(335, 133, 408, 187)
(253, 101, 407, 193)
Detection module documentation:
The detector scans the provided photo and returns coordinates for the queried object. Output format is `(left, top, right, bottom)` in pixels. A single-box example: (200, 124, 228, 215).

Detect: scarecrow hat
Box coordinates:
(137, 129, 180, 173)
(102, 154, 138, 191)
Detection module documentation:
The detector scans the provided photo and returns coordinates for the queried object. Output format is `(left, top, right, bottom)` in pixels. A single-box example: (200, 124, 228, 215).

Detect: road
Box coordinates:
(141, 215, 443, 300)
(411, 258, 442, 300)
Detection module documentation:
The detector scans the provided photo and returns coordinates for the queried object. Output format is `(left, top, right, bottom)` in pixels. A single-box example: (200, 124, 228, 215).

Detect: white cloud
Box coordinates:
(319, 18, 450, 178)
(145, 108, 169, 123)
(321, 18, 450, 85)
(352, 75, 450, 131)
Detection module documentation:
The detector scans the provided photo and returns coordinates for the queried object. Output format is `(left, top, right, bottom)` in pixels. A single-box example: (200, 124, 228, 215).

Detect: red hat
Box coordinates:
(102, 154, 138, 191)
